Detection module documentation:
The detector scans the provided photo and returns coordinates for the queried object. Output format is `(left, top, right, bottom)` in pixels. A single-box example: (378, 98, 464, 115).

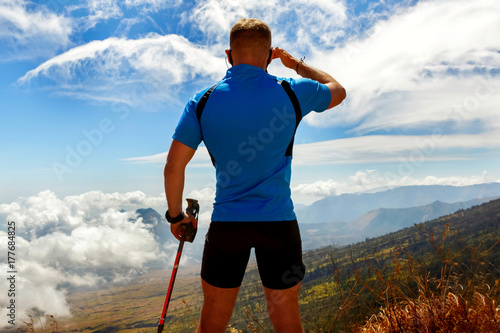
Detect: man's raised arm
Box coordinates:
(273, 47, 346, 109)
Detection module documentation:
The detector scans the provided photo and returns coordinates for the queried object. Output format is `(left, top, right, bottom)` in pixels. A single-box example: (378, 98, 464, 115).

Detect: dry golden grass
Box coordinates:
(352, 288, 500, 332)
(19, 314, 57, 333)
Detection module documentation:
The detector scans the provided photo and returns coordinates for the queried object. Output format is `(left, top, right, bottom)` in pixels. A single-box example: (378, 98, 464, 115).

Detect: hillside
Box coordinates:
(295, 197, 500, 332)
(18, 198, 500, 333)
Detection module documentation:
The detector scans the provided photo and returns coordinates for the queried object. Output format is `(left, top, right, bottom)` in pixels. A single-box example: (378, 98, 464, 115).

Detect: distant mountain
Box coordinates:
(135, 208, 170, 246)
(346, 197, 496, 236)
(299, 197, 499, 249)
(296, 183, 500, 224)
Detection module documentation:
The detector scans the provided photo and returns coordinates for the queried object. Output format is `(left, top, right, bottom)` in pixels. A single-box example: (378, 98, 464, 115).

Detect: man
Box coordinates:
(164, 18, 345, 333)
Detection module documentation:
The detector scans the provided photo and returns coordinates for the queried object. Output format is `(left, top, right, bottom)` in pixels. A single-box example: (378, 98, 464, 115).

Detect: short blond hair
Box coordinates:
(229, 18, 271, 54)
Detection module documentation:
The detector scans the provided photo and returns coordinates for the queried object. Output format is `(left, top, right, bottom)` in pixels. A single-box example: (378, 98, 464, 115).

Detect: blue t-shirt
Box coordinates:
(173, 64, 331, 221)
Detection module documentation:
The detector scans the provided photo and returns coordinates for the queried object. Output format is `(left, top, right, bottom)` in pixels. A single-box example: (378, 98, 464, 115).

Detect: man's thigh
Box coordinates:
(200, 222, 252, 288)
(254, 220, 305, 290)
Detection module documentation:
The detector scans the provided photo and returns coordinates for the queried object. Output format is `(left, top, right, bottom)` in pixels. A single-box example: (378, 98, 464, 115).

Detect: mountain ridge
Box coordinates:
(347, 197, 497, 234)
(296, 182, 500, 224)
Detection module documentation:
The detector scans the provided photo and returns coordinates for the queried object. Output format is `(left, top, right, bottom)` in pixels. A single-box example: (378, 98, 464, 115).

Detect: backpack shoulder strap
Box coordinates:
(277, 80, 302, 156)
(196, 84, 219, 166)
(196, 84, 218, 123)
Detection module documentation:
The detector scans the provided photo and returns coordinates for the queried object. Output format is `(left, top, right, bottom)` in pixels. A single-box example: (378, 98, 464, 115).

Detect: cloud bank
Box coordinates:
(0, 190, 171, 324)
(291, 170, 495, 198)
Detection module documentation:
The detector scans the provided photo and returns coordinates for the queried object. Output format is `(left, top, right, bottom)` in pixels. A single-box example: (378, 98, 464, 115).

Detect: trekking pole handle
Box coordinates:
(182, 198, 199, 243)
(186, 198, 199, 220)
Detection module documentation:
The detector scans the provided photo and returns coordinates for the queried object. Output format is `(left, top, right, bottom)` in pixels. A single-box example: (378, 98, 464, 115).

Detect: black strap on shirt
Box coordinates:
(196, 80, 302, 165)
(196, 84, 218, 166)
(196, 84, 218, 123)
(277, 80, 302, 156)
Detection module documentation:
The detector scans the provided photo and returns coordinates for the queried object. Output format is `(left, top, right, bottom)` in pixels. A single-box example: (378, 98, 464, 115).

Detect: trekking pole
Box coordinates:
(157, 198, 199, 333)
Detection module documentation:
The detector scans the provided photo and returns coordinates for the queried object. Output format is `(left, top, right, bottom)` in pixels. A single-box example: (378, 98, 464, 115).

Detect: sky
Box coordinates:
(1, 0, 499, 207)
(0, 0, 500, 325)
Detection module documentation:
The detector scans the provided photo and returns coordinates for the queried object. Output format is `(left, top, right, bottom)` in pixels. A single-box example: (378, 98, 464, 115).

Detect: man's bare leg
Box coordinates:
(197, 278, 240, 333)
(264, 282, 303, 333)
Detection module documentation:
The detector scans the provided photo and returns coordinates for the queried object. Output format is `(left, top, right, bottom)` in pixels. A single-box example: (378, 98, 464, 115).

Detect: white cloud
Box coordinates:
(69, 0, 182, 36)
(124, 131, 500, 167)
(0, 190, 166, 239)
(124, 146, 212, 167)
(183, 0, 347, 50)
(185, 187, 215, 228)
(86, 0, 178, 16)
(70, 0, 176, 29)
(0, 259, 106, 322)
(292, 178, 342, 197)
(305, 0, 500, 133)
(62, 190, 166, 217)
(28, 212, 158, 269)
(79, 0, 122, 27)
(0, 260, 73, 322)
(0, 190, 176, 324)
(17, 33, 225, 107)
(294, 132, 500, 166)
(124, 0, 180, 11)
(292, 170, 493, 198)
(0, 0, 73, 60)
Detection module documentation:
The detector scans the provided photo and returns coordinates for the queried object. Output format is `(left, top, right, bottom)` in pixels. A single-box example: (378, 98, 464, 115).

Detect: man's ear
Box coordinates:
(267, 49, 272, 65)
(225, 49, 233, 65)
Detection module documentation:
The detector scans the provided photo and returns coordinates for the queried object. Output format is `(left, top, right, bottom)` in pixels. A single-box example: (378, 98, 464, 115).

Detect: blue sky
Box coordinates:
(1, 0, 500, 206)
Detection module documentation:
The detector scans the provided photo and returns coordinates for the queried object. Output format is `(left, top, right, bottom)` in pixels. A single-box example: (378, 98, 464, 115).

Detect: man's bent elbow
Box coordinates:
(328, 86, 346, 109)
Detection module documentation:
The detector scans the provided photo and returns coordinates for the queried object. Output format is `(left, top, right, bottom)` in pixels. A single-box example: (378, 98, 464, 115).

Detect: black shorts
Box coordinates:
(200, 220, 305, 290)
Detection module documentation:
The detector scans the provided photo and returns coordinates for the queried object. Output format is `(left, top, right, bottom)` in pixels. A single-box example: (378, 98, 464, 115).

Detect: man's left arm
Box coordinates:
(164, 139, 197, 241)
